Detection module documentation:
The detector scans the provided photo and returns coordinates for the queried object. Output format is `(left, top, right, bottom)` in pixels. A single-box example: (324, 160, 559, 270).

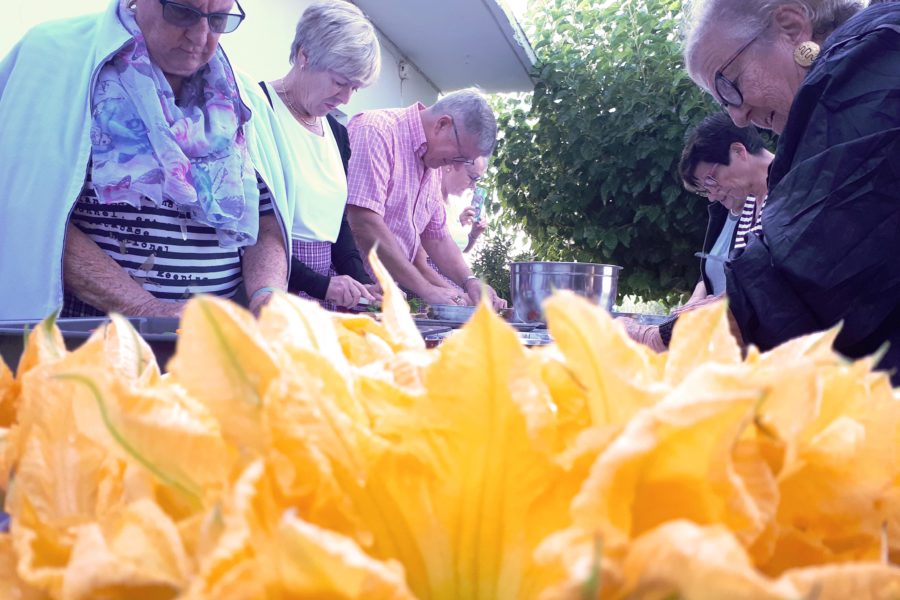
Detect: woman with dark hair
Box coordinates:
(618, 114, 773, 350)
(679, 112, 773, 300)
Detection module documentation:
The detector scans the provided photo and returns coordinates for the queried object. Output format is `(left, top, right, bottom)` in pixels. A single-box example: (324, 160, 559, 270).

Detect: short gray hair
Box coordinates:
(684, 0, 863, 75)
(432, 89, 498, 156)
(289, 1, 381, 87)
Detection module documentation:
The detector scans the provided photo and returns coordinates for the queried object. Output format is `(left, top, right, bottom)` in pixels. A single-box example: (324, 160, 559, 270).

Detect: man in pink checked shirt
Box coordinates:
(346, 89, 506, 309)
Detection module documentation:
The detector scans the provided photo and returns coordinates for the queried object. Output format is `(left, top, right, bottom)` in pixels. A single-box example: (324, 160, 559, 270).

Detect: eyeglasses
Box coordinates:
(450, 119, 475, 166)
(158, 0, 246, 34)
(713, 29, 764, 108)
(694, 164, 720, 197)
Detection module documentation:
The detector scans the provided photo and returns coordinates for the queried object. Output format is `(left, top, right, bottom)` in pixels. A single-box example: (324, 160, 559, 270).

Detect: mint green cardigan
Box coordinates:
(0, 0, 294, 319)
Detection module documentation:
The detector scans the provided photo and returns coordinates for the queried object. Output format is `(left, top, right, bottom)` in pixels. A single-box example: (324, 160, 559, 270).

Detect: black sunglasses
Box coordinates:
(713, 30, 764, 108)
(158, 0, 246, 34)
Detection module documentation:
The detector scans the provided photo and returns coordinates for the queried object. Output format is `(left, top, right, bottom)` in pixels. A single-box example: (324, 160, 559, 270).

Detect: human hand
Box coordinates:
(326, 275, 375, 308)
(131, 297, 186, 318)
(469, 219, 487, 240)
(617, 316, 666, 352)
(459, 206, 477, 226)
(421, 285, 471, 307)
(363, 283, 384, 303)
(464, 279, 507, 310)
(671, 292, 726, 316)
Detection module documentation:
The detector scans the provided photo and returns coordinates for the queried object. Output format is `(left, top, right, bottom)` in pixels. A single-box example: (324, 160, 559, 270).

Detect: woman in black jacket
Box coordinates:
(684, 0, 900, 380)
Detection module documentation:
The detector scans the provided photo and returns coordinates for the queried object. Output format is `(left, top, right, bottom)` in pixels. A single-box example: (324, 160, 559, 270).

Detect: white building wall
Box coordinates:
(222, 0, 439, 118)
(2, 0, 439, 120)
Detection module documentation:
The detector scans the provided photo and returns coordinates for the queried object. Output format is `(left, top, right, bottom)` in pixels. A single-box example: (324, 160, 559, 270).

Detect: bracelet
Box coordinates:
(463, 275, 480, 286)
(250, 286, 279, 304)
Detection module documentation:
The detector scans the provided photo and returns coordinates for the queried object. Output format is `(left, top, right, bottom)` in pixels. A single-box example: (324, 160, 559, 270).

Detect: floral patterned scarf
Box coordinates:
(89, 1, 259, 248)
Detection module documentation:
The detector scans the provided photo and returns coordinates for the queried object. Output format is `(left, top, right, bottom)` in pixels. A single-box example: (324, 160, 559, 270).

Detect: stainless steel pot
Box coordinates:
(509, 262, 622, 323)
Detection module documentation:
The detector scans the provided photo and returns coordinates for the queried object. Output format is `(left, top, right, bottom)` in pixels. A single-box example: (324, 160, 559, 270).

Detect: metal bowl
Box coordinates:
(427, 304, 515, 323)
(610, 311, 671, 326)
(509, 261, 622, 323)
(427, 304, 476, 322)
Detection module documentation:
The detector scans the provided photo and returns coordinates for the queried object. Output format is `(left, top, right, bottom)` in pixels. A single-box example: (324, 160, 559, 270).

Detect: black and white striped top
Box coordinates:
(733, 195, 764, 251)
(62, 173, 273, 317)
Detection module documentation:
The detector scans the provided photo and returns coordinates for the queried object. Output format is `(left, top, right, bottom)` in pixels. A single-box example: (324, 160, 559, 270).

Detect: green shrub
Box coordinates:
(493, 0, 719, 300)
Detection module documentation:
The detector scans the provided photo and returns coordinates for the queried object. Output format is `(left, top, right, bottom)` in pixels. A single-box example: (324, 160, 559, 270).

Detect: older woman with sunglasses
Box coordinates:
(260, 1, 382, 310)
(679, 0, 900, 381)
(0, 0, 290, 320)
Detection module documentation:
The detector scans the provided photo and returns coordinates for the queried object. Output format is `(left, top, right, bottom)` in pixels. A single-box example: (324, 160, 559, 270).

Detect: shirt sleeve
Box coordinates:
(288, 256, 331, 300)
(346, 124, 391, 216)
(420, 190, 449, 241)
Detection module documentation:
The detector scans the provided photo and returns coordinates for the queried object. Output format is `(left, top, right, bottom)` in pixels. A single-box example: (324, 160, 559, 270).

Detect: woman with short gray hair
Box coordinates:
(678, 0, 900, 382)
(261, 1, 382, 309)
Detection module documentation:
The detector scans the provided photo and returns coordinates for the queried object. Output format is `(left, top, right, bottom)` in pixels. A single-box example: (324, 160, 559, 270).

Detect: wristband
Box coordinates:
(250, 286, 279, 304)
(463, 275, 480, 286)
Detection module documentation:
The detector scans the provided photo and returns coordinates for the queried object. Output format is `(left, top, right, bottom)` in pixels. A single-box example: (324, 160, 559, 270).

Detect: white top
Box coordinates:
(265, 81, 347, 243)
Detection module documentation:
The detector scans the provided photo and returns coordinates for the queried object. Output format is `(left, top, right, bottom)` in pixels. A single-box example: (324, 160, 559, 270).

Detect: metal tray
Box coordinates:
(610, 312, 671, 326)
(426, 304, 516, 322)
(423, 329, 553, 348)
(0, 317, 179, 372)
(414, 318, 539, 332)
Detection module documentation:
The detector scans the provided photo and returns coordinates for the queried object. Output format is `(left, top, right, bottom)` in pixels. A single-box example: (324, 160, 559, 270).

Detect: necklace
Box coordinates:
(277, 79, 318, 128)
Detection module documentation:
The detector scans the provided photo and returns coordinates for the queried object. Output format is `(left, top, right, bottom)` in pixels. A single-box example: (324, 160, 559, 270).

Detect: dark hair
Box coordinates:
(679, 112, 765, 191)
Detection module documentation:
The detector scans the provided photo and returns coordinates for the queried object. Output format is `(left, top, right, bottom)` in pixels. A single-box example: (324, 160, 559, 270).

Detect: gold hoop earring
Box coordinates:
(793, 41, 820, 68)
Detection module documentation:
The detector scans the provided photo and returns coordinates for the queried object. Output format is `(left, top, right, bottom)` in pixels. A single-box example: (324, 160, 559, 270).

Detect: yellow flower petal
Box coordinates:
(664, 300, 741, 385)
(367, 249, 424, 352)
(0, 534, 45, 600)
(168, 296, 281, 452)
(258, 293, 350, 370)
(781, 563, 900, 599)
(0, 357, 18, 428)
(544, 292, 665, 427)
(353, 302, 574, 598)
(14, 313, 67, 379)
(276, 509, 415, 599)
(570, 367, 761, 547)
(189, 460, 414, 600)
(614, 521, 796, 600)
(61, 499, 190, 600)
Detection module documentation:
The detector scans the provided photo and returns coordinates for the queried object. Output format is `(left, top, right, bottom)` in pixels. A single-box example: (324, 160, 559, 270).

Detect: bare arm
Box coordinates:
(413, 245, 455, 288)
(63, 224, 183, 317)
(463, 220, 487, 254)
(688, 279, 708, 303)
(420, 234, 473, 289)
(241, 213, 288, 314)
(347, 205, 462, 305)
(422, 235, 506, 309)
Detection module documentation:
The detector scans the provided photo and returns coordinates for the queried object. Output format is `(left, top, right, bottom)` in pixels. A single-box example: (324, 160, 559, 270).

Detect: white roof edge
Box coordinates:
(484, 0, 538, 82)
